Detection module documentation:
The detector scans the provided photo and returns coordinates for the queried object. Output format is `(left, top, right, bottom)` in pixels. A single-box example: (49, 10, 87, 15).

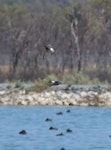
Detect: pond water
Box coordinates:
(0, 106, 111, 150)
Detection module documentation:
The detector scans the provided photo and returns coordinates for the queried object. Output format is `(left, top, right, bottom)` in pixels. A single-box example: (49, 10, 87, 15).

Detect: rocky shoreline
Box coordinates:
(0, 83, 111, 107)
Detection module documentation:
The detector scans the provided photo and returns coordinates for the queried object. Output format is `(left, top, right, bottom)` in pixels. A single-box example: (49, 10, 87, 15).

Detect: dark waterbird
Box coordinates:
(49, 126, 58, 130)
(66, 109, 71, 113)
(66, 128, 72, 133)
(19, 130, 27, 135)
(45, 118, 52, 122)
(56, 132, 64, 136)
(56, 112, 63, 115)
(60, 148, 66, 150)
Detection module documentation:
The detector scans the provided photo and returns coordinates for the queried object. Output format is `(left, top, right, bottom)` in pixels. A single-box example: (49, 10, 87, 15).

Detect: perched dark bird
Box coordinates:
(19, 130, 27, 135)
(49, 80, 61, 86)
(56, 132, 64, 136)
(49, 126, 58, 130)
(43, 44, 55, 59)
(56, 112, 63, 115)
(45, 118, 52, 122)
(66, 128, 72, 133)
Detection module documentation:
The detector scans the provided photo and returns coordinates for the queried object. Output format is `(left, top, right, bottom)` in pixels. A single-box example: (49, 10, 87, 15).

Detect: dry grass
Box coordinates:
(0, 64, 110, 84)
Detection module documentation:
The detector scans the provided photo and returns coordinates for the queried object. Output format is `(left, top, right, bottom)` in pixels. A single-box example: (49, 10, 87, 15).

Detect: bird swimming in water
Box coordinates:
(43, 44, 55, 59)
(60, 148, 66, 150)
(66, 128, 72, 133)
(19, 130, 27, 135)
(45, 118, 52, 122)
(56, 111, 63, 115)
(56, 132, 64, 136)
(66, 109, 71, 113)
(49, 126, 58, 130)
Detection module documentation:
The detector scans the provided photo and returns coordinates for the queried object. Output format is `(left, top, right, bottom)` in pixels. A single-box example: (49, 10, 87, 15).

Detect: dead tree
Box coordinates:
(70, 10, 82, 72)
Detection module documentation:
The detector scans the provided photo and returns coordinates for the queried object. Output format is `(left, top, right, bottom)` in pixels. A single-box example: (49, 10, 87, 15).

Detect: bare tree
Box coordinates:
(69, 9, 82, 72)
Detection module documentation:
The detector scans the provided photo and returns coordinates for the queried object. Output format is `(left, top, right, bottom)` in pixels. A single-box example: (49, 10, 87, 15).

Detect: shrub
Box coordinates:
(25, 72, 108, 93)
(63, 72, 89, 84)
(15, 81, 23, 88)
(43, 74, 58, 84)
(26, 79, 49, 93)
(62, 71, 103, 85)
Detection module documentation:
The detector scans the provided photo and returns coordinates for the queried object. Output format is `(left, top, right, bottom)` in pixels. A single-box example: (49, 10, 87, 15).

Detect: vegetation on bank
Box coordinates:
(13, 72, 108, 93)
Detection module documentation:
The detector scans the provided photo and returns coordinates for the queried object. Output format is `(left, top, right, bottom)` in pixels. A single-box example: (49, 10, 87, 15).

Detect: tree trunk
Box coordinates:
(71, 21, 81, 72)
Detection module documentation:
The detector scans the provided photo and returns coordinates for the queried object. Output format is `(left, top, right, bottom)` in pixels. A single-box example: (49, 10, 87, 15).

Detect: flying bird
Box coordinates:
(43, 44, 55, 59)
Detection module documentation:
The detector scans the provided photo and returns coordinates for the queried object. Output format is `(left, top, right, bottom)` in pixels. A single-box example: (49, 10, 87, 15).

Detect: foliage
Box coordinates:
(25, 72, 109, 93)
(43, 74, 58, 84)
(0, 4, 28, 29)
(26, 79, 49, 93)
(15, 81, 24, 88)
(63, 72, 93, 85)
(27, 74, 58, 92)
(0, 0, 111, 82)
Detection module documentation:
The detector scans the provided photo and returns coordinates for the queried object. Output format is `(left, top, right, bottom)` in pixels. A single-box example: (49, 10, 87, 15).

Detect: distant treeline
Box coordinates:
(0, 0, 111, 82)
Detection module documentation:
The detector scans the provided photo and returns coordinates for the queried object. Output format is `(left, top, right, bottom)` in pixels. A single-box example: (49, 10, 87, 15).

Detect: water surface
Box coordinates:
(0, 106, 111, 150)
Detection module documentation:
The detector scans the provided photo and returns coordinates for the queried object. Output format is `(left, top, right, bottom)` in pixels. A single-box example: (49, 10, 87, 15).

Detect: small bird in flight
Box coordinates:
(43, 44, 55, 59)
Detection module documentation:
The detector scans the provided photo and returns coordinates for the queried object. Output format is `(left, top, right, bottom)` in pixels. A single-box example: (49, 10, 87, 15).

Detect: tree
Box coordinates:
(65, 4, 88, 72)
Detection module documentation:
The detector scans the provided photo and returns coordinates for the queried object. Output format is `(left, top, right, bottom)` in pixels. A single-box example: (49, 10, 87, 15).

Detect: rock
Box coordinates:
(25, 95, 34, 101)
(55, 100, 63, 106)
(62, 100, 69, 106)
(83, 103, 90, 106)
(68, 99, 77, 106)
(105, 99, 111, 107)
(0, 91, 7, 95)
(19, 90, 26, 95)
(0, 83, 111, 106)
(18, 100, 28, 105)
(39, 98, 50, 106)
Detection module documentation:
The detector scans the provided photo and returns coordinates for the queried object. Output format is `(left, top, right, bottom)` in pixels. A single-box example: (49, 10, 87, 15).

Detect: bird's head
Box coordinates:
(50, 47, 55, 53)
